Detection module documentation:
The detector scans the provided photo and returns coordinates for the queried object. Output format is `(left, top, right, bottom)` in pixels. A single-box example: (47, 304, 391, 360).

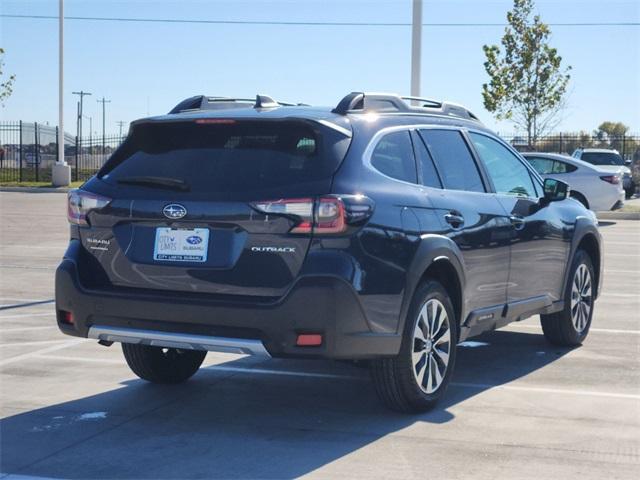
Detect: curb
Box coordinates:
(597, 211, 640, 221)
(0, 186, 71, 193)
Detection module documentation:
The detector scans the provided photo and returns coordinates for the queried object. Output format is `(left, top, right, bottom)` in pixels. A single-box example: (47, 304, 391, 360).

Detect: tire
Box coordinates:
(122, 343, 206, 384)
(540, 249, 595, 346)
(370, 280, 458, 413)
(570, 191, 589, 209)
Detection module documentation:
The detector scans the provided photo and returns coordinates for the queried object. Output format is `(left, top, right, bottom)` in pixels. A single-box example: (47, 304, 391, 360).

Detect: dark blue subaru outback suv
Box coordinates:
(55, 92, 602, 412)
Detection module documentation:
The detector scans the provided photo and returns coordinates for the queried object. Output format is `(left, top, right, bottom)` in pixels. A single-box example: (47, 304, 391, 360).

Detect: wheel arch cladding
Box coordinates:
(576, 232, 601, 297)
(420, 259, 463, 331)
(400, 235, 466, 336)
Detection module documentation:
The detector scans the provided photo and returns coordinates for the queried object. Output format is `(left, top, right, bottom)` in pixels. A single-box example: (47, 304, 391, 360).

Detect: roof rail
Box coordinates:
(168, 94, 297, 114)
(332, 91, 480, 122)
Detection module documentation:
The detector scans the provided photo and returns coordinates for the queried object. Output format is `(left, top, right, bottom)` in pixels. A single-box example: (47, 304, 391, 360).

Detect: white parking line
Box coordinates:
(0, 340, 84, 366)
(36, 354, 123, 365)
(0, 340, 72, 348)
(0, 325, 57, 333)
(507, 324, 640, 335)
(600, 292, 640, 298)
(0, 312, 54, 320)
(27, 355, 640, 401)
(449, 382, 640, 400)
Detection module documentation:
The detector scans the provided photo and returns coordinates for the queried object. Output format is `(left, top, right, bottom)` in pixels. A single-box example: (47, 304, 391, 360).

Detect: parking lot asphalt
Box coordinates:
(0, 191, 639, 479)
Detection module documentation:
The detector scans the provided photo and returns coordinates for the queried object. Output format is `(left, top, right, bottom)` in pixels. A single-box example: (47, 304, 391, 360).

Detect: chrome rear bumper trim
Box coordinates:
(88, 326, 270, 357)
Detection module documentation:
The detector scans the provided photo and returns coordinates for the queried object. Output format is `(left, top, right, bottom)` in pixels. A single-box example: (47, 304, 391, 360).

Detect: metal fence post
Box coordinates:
(559, 132, 563, 154)
(34, 122, 39, 182)
(19, 120, 23, 182)
(75, 135, 79, 182)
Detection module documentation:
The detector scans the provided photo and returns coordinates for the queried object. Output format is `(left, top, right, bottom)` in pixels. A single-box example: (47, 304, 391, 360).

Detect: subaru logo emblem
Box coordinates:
(163, 204, 187, 219)
(186, 235, 202, 245)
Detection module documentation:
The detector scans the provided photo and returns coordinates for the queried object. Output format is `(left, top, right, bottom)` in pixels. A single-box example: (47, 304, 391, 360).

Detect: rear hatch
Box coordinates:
(78, 117, 351, 299)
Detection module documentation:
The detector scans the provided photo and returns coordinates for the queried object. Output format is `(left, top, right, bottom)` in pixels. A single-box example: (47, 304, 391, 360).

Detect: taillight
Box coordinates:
(251, 197, 348, 235)
(251, 198, 315, 234)
(600, 175, 620, 185)
(67, 189, 112, 226)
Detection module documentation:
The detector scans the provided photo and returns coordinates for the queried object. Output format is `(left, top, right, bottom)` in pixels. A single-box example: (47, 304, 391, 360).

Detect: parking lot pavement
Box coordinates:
(0, 191, 639, 479)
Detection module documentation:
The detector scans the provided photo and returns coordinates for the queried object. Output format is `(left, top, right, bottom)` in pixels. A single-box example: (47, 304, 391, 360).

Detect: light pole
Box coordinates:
(410, 0, 423, 100)
(97, 97, 111, 155)
(83, 115, 92, 153)
(72, 90, 92, 141)
(116, 120, 126, 139)
(53, 0, 71, 186)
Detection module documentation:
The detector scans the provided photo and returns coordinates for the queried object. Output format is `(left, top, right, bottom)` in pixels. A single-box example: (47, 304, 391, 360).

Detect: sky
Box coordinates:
(1, 0, 639, 137)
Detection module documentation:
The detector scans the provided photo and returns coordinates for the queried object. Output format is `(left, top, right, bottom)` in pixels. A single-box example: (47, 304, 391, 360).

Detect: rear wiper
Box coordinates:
(116, 176, 190, 191)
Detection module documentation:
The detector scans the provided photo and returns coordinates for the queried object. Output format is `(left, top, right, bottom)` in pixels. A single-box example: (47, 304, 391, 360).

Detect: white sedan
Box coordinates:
(522, 152, 625, 212)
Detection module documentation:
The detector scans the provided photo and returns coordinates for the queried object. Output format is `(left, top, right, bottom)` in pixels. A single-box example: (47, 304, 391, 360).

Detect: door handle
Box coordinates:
(510, 215, 525, 231)
(444, 212, 465, 228)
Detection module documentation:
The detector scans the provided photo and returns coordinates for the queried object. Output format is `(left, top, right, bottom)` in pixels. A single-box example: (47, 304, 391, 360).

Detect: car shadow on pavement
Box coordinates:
(1, 329, 572, 479)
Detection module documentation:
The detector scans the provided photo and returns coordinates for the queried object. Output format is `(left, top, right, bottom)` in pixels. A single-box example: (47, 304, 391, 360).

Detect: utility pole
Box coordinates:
(116, 120, 126, 139)
(72, 90, 92, 141)
(53, 0, 71, 186)
(410, 0, 423, 100)
(97, 97, 111, 155)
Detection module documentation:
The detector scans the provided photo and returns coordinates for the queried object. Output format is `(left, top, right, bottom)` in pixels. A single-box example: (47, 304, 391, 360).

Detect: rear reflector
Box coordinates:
(59, 310, 74, 325)
(296, 334, 323, 346)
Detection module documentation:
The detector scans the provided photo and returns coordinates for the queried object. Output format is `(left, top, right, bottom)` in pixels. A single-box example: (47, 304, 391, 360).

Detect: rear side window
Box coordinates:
(371, 131, 417, 183)
(412, 133, 442, 188)
(527, 157, 577, 174)
(99, 120, 350, 195)
(419, 129, 485, 192)
(527, 157, 555, 174)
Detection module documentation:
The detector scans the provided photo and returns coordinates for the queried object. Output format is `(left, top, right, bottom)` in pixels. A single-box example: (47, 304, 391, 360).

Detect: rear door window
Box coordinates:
(370, 131, 417, 183)
(469, 133, 537, 198)
(418, 129, 485, 192)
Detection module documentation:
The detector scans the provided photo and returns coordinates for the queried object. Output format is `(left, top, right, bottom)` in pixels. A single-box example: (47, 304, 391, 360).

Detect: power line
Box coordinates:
(1, 14, 638, 27)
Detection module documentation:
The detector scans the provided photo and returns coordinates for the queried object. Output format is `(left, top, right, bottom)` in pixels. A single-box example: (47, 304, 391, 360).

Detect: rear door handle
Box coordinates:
(510, 215, 525, 231)
(444, 212, 465, 228)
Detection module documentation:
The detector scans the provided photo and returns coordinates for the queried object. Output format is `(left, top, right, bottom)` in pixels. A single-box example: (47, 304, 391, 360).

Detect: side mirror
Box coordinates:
(543, 178, 569, 202)
(625, 159, 632, 166)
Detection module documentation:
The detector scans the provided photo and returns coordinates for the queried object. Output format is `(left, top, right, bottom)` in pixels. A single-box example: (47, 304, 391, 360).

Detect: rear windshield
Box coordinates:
(99, 120, 350, 195)
(581, 152, 624, 166)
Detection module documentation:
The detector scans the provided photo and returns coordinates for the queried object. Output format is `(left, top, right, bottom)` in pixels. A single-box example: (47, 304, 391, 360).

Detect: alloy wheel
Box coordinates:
(570, 263, 592, 333)
(412, 299, 452, 394)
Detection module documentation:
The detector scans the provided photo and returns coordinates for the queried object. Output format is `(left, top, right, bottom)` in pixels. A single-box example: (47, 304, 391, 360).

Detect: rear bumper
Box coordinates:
(55, 244, 401, 360)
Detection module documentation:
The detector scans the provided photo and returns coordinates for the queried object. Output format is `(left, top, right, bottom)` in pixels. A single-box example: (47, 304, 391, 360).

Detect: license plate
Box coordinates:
(153, 228, 209, 262)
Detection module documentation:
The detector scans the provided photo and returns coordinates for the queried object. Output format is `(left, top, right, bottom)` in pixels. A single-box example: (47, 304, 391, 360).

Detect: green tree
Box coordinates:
(0, 48, 16, 106)
(482, 0, 571, 146)
(594, 121, 629, 140)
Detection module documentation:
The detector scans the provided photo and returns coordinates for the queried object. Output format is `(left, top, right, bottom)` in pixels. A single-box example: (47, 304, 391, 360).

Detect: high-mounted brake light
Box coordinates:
(600, 175, 620, 185)
(251, 197, 348, 235)
(195, 119, 237, 124)
(67, 189, 112, 226)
